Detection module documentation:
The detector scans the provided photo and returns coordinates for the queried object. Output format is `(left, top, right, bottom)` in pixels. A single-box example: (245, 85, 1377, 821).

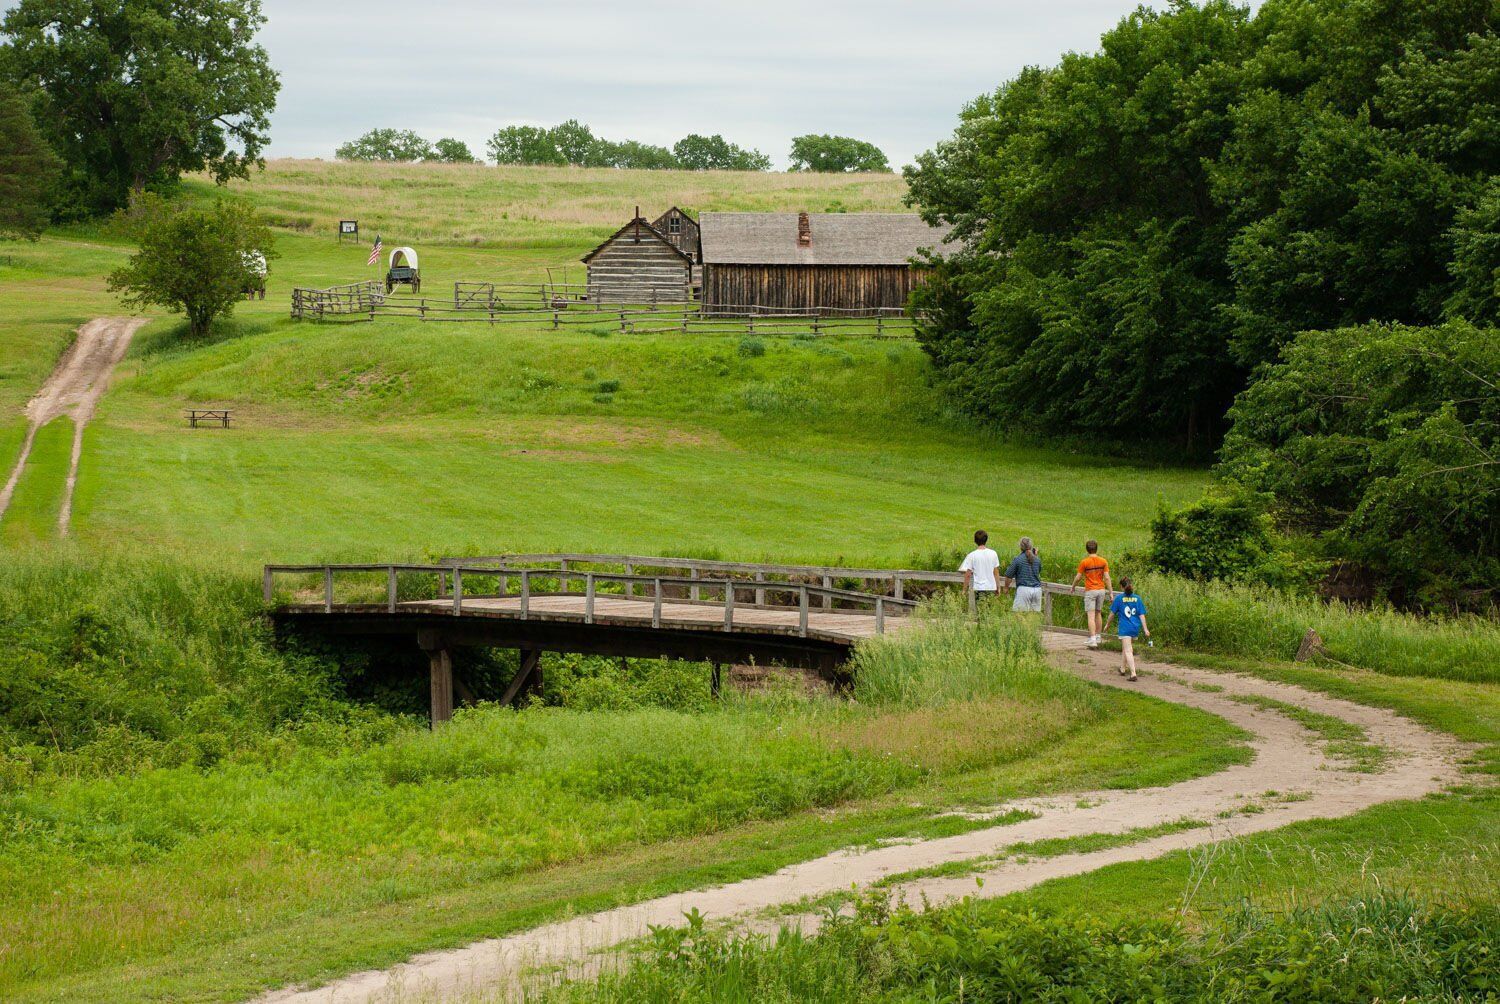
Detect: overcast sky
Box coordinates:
(255, 0, 1272, 167)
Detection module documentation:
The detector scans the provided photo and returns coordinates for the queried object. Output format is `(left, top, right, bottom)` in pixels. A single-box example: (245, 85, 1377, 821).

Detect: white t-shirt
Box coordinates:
(959, 547, 1001, 591)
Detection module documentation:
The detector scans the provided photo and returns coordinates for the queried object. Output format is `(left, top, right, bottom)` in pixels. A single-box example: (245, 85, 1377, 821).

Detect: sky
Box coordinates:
(252, 0, 1258, 169)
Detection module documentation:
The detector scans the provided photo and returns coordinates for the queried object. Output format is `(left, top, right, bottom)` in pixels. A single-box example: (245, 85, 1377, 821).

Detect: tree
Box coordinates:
(487, 125, 565, 165)
(905, 0, 1497, 447)
(788, 134, 891, 172)
(672, 134, 772, 171)
(1, 0, 279, 216)
(549, 119, 601, 166)
(430, 138, 478, 164)
(0, 92, 60, 240)
(107, 198, 274, 339)
(1218, 320, 1499, 609)
(596, 139, 679, 170)
(335, 129, 435, 162)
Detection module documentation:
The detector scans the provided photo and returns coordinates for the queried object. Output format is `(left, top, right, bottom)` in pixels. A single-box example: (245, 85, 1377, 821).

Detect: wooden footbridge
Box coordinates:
(264, 553, 1079, 725)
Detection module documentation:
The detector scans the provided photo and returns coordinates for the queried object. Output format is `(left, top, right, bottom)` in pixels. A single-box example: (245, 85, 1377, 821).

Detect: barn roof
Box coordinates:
(581, 217, 694, 265)
(698, 213, 954, 266)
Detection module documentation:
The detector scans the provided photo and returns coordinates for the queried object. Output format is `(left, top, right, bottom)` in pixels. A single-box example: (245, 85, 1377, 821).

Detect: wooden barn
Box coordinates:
(698, 212, 953, 313)
(581, 216, 694, 302)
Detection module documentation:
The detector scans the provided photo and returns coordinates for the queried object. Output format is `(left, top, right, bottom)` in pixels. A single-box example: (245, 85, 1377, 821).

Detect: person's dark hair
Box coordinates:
(1121, 576, 1134, 596)
(974, 530, 988, 546)
(1086, 539, 1099, 554)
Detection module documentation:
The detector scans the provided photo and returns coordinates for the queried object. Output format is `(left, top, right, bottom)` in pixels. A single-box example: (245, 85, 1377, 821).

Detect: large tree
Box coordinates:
(1, 0, 280, 216)
(905, 0, 1497, 450)
(673, 134, 772, 171)
(0, 91, 61, 239)
(335, 129, 436, 162)
(788, 134, 891, 173)
(108, 198, 274, 338)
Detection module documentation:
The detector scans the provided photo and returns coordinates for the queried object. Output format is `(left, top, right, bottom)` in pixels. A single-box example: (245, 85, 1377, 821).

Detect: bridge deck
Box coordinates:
(282, 594, 916, 646)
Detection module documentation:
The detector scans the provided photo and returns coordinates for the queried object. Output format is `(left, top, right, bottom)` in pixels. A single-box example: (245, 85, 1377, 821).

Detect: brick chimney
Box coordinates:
(797, 211, 812, 247)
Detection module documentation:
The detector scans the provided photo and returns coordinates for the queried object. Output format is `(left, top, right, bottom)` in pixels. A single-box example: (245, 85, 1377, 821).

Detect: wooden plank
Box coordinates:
(429, 647, 454, 727)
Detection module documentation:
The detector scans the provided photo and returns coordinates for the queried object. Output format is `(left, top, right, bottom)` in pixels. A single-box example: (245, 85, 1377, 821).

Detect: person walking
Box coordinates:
(1070, 539, 1113, 648)
(1102, 577, 1150, 681)
(1002, 537, 1044, 612)
(959, 530, 1001, 610)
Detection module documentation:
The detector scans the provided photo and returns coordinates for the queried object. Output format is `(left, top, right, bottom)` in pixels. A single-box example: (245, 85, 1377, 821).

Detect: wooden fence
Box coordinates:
(290, 281, 386, 320)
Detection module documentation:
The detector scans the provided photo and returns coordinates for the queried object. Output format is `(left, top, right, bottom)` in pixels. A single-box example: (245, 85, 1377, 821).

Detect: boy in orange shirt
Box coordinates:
(1070, 539, 1113, 648)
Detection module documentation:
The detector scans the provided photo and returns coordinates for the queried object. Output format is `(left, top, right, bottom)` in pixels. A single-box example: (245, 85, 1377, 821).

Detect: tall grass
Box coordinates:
(548, 893, 1499, 1003)
(1138, 574, 1500, 684)
(853, 601, 1098, 711)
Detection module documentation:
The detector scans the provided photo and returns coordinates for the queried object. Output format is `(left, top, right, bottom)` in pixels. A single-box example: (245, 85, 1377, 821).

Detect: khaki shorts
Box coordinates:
(1084, 589, 1109, 613)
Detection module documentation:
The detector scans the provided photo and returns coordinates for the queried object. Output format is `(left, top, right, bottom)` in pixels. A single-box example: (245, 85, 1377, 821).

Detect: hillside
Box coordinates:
(0, 160, 1204, 562)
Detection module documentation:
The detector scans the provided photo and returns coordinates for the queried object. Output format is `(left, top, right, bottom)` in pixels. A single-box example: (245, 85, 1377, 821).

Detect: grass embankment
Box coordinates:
(0, 555, 1244, 1002)
(0, 417, 71, 544)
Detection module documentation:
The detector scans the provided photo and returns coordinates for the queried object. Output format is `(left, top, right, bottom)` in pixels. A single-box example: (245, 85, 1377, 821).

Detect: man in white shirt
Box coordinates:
(959, 530, 1001, 606)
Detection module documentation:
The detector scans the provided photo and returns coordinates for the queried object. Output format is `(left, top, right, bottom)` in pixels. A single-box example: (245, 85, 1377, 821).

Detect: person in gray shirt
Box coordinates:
(1002, 537, 1044, 612)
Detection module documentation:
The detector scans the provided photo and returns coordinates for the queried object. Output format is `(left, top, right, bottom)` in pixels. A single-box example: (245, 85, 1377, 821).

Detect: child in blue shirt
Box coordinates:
(1103, 577, 1150, 681)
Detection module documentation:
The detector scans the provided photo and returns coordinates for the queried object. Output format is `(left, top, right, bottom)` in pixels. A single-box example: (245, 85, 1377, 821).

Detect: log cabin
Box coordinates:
(581, 216, 694, 303)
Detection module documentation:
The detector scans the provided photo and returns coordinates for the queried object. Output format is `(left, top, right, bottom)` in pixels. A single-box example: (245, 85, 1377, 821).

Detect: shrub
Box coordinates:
(737, 336, 766, 358)
(595, 378, 621, 393)
(1147, 488, 1324, 591)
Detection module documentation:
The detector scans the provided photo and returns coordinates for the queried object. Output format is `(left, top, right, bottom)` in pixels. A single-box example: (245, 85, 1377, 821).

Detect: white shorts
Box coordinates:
(1012, 586, 1043, 612)
(1084, 589, 1109, 613)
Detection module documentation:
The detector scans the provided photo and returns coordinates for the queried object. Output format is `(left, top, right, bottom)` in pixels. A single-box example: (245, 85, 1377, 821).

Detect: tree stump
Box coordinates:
(1295, 628, 1327, 662)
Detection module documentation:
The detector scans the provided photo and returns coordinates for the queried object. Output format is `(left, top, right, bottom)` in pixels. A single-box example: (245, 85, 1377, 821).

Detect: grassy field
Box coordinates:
(0, 160, 1205, 563)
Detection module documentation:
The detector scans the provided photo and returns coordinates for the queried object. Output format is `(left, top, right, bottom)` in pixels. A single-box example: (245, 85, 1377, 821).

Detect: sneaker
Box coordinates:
(1087, 635, 1100, 648)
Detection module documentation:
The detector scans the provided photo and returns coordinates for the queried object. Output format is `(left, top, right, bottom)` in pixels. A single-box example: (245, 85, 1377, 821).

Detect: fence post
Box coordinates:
(968, 583, 977, 618)
(653, 578, 663, 628)
(387, 566, 398, 612)
(799, 586, 809, 637)
(894, 575, 904, 602)
(520, 571, 530, 619)
(876, 314, 884, 337)
(323, 568, 334, 612)
(585, 574, 596, 624)
(559, 559, 569, 594)
(723, 581, 734, 631)
(452, 568, 463, 615)
(754, 571, 766, 608)
(262, 566, 274, 604)
(1043, 588, 1054, 627)
(876, 596, 885, 634)
(624, 562, 634, 599)
(690, 567, 701, 602)
(822, 575, 833, 610)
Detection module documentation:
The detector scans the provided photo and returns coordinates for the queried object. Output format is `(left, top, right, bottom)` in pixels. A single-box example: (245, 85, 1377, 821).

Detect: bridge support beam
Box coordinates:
(427, 646, 454, 727)
(501, 648, 543, 707)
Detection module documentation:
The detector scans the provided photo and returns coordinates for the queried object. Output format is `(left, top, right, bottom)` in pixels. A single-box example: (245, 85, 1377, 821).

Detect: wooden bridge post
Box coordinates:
(323, 568, 334, 612)
(585, 574, 596, 624)
(559, 559, 569, 594)
(418, 636, 455, 728)
(968, 584, 977, 618)
(653, 579, 663, 628)
(690, 567, 701, 602)
(1043, 589, 1054, 627)
(754, 571, 766, 608)
(452, 568, 463, 616)
(387, 566, 398, 613)
(876, 597, 885, 634)
(624, 563, 634, 599)
(822, 575, 833, 610)
(723, 581, 735, 630)
(798, 586, 809, 637)
(263, 566, 274, 604)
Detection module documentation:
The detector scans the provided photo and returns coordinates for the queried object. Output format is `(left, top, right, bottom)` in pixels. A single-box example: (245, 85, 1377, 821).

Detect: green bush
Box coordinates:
(737, 336, 766, 358)
(1147, 488, 1323, 591)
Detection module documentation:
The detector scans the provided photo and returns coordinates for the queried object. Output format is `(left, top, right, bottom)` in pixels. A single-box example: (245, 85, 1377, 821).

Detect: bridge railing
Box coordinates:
(264, 558, 1092, 636)
(262, 562, 923, 637)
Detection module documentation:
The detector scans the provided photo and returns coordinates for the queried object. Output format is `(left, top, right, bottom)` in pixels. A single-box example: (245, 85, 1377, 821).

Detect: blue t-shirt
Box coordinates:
(1003, 552, 1043, 588)
(1110, 593, 1147, 637)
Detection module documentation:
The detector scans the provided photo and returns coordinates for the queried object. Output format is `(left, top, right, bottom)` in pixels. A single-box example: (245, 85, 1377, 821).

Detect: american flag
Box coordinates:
(366, 235, 383, 267)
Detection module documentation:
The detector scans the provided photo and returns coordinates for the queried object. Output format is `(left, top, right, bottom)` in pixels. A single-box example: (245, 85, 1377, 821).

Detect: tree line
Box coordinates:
(907, 0, 1497, 611)
(336, 121, 893, 173)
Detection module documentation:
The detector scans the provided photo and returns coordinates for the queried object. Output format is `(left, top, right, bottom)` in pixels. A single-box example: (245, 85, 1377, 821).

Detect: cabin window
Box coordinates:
(668, 216, 681, 234)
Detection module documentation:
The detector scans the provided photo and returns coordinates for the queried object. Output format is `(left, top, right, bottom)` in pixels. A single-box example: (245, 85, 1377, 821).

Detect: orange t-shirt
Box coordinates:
(1077, 555, 1110, 591)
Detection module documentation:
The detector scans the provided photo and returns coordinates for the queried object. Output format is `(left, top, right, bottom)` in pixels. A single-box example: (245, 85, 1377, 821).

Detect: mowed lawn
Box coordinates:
(0, 162, 1206, 563)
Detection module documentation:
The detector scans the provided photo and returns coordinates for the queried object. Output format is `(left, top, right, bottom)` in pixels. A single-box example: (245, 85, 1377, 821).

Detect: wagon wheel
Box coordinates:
(385, 279, 394, 294)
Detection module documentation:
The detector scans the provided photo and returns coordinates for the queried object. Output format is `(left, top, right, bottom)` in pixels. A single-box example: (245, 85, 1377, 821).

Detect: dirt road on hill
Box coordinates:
(0, 317, 146, 534)
(258, 633, 1472, 1004)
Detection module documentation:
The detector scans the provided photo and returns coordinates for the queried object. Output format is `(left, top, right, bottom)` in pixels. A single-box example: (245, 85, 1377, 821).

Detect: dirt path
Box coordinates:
(0, 317, 146, 534)
(257, 634, 1471, 1004)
